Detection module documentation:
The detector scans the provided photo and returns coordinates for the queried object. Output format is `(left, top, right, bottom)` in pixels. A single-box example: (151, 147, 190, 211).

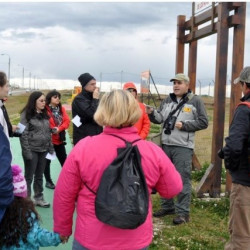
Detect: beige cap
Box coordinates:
(170, 73, 190, 82)
(234, 66, 250, 84)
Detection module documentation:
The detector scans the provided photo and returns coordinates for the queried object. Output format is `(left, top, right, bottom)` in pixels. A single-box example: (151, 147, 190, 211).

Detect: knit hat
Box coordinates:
(78, 73, 96, 88)
(12, 165, 27, 198)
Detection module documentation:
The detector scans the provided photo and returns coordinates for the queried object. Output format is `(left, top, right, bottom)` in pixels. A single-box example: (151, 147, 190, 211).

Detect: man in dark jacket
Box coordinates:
(0, 124, 14, 223)
(72, 73, 103, 145)
(220, 66, 250, 250)
(146, 73, 208, 225)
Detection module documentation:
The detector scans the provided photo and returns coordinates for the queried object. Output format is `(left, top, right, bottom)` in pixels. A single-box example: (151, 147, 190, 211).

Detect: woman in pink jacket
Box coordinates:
(53, 89, 182, 250)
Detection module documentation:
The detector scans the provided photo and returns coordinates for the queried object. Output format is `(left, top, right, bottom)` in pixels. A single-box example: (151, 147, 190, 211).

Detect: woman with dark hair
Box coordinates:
(44, 90, 70, 189)
(0, 165, 66, 249)
(20, 91, 54, 208)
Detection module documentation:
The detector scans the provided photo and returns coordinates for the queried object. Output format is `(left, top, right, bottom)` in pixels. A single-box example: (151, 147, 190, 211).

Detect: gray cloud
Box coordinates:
(0, 2, 249, 84)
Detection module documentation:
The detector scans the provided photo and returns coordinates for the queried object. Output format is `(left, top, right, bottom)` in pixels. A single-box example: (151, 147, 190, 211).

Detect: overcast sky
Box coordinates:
(0, 2, 249, 86)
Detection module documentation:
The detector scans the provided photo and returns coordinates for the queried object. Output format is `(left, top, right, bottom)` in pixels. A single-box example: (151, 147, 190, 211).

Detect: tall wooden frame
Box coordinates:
(175, 2, 246, 197)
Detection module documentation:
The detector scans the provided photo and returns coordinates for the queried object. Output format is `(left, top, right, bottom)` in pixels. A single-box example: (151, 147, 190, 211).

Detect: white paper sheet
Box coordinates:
(46, 152, 57, 160)
(15, 123, 26, 134)
(72, 115, 82, 127)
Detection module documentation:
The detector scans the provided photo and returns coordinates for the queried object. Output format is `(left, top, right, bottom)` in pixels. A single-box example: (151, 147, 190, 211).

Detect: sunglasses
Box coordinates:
(127, 88, 136, 93)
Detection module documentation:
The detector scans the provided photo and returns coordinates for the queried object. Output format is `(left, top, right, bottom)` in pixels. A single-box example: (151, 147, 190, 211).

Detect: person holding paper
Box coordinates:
(19, 91, 54, 208)
(44, 90, 70, 189)
(72, 73, 103, 145)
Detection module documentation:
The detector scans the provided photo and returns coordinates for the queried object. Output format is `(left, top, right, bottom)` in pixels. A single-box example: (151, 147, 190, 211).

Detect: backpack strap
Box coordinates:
(238, 101, 250, 108)
(83, 133, 141, 195)
(107, 133, 141, 145)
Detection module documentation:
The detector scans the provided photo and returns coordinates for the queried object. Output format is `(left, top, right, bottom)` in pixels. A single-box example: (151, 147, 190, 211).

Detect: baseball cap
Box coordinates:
(170, 73, 190, 82)
(234, 66, 250, 84)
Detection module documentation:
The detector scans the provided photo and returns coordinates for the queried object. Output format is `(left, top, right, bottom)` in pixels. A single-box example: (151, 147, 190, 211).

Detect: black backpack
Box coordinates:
(85, 134, 149, 229)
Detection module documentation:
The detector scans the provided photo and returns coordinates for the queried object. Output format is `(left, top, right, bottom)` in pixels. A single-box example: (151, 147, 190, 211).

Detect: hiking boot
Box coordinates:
(173, 215, 190, 225)
(34, 199, 50, 208)
(153, 208, 175, 218)
(45, 181, 55, 189)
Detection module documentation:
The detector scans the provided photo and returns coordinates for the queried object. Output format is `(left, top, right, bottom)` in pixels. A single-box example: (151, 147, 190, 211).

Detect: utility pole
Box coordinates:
(198, 80, 201, 96)
(1, 53, 11, 84)
(33, 75, 36, 90)
(100, 72, 102, 92)
(29, 72, 31, 90)
(22, 67, 24, 88)
(121, 70, 123, 89)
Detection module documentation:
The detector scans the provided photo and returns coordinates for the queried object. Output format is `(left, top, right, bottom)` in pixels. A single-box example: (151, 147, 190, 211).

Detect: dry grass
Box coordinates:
(194, 96, 230, 165)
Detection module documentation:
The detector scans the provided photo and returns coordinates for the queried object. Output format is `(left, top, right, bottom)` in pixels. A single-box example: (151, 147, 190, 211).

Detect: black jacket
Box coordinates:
(1, 101, 21, 137)
(72, 89, 103, 145)
(222, 91, 250, 186)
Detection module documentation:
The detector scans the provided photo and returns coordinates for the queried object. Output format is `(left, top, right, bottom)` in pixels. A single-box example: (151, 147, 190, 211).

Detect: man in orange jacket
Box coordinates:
(123, 82, 150, 139)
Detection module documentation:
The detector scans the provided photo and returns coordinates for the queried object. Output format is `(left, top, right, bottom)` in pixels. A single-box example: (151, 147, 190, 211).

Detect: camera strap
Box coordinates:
(168, 96, 188, 118)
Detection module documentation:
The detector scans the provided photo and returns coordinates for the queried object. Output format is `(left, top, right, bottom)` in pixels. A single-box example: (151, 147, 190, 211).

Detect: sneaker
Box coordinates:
(173, 215, 190, 225)
(45, 181, 55, 189)
(153, 208, 175, 218)
(34, 199, 50, 208)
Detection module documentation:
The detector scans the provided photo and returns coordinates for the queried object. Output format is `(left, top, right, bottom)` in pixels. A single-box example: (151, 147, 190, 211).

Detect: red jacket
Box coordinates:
(46, 105, 70, 145)
(135, 102, 150, 139)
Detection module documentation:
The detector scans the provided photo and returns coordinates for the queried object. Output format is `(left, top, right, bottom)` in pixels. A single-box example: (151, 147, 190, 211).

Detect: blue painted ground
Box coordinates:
(10, 131, 75, 250)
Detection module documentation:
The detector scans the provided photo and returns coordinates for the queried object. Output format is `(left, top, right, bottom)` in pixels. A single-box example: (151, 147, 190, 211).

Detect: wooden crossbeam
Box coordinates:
(175, 2, 246, 197)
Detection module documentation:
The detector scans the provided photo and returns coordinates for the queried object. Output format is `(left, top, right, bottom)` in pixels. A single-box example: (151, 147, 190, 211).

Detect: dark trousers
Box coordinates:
(161, 145, 193, 216)
(23, 151, 47, 200)
(44, 143, 67, 182)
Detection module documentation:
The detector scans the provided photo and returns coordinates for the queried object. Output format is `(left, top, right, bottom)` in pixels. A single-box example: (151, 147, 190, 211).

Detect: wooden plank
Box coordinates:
(184, 23, 218, 43)
(176, 15, 186, 73)
(192, 153, 201, 170)
(210, 3, 229, 197)
(185, 5, 218, 29)
(188, 39, 197, 92)
(196, 164, 217, 197)
(226, 2, 246, 193)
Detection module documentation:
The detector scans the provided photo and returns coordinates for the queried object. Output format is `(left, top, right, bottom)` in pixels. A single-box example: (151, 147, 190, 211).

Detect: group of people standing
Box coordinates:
(19, 90, 70, 207)
(0, 66, 250, 249)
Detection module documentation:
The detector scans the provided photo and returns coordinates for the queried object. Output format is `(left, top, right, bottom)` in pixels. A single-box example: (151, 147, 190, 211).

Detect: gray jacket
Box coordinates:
(149, 91, 208, 149)
(20, 111, 54, 160)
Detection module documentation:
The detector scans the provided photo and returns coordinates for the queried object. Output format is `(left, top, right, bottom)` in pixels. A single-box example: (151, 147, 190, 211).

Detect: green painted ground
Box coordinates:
(10, 131, 74, 250)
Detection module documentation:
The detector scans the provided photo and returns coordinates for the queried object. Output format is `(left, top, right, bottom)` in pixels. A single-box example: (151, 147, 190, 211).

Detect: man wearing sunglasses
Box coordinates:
(146, 73, 208, 225)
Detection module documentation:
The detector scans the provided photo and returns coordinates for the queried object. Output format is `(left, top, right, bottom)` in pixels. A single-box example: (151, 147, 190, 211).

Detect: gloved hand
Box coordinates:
(217, 148, 224, 159)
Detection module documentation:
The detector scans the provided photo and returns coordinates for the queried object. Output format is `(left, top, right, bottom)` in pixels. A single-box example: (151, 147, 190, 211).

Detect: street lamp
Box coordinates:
(1, 53, 11, 84)
(17, 64, 25, 88)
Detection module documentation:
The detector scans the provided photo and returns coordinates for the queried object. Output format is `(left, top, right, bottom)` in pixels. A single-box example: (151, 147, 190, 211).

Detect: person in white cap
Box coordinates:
(218, 66, 250, 249)
(146, 73, 208, 225)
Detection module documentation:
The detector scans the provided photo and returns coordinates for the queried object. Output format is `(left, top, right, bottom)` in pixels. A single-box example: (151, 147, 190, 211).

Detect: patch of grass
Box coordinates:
(150, 194, 229, 249)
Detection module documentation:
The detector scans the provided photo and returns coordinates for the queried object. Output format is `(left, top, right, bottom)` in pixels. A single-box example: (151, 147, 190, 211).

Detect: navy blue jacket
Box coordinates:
(0, 124, 14, 223)
(223, 91, 250, 186)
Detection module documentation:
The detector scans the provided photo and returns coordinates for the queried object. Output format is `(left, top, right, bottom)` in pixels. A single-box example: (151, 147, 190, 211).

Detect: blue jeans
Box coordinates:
(72, 239, 149, 250)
